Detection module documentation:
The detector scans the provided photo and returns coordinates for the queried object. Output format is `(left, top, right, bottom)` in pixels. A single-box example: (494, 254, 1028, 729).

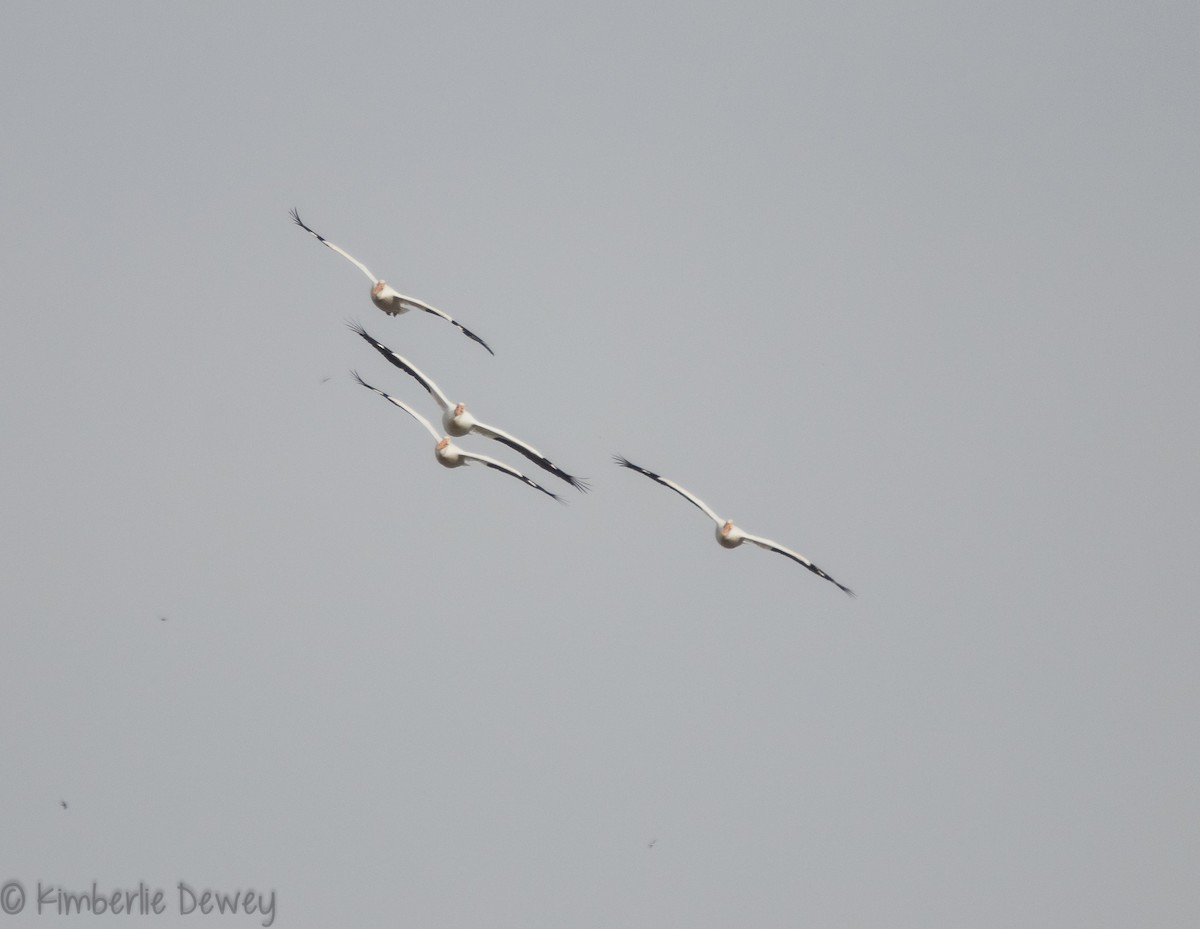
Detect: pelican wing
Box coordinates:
(351, 371, 441, 442)
(472, 421, 589, 492)
(348, 322, 453, 412)
(396, 292, 495, 356)
(739, 533, 855, 596)
(458, 451, 564, 502)
(291, 209, 377, 284)
(613, 456, 722, 525)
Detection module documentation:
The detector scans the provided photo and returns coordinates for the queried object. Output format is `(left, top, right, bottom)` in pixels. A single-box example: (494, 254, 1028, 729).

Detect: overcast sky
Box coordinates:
(2, 1, 1198, 926)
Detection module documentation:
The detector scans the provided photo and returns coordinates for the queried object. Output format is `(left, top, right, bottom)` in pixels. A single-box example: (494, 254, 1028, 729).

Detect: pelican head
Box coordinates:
(454, 402, 466, 417)
(436, 436, 451, 451)
(371, 280, 387, 298)
(716, 519, 742, 549)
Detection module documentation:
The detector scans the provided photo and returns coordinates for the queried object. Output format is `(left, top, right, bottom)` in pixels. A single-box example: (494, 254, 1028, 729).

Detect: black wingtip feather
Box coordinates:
(489, 434, 586, 492)
(349, 369, 375, 392)
(613, 455, 654, 478)
(290, 208, 325, 242)
(462, 326, 495, 355)
(530, 479, 565, 504)
(538, 483, 567, 504)
(814, 564, 856, 598)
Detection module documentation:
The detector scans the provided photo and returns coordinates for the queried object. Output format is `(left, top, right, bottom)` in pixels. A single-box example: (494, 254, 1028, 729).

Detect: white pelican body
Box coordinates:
(351, 323, 588, 492)
(352, 372, 562, 502)
(369, 281, 411, 316)
(444, 402, 476, 437)
(291, 209, 494, 355)
(614, 456, 854, 595)
(717, 520, 746, 549)
(432, 436, 473, 468)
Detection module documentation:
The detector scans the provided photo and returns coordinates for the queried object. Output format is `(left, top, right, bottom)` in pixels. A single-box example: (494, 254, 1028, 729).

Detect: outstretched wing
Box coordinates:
(472, 421, 589, 492)
(458, 451, 564, 502)
(348, 321, 453, 412)
(350, 371, 441, 442)
(290, 208, 377, 284)
(396, 293, 495, 356)
(613, 456, 722, 525)
(739, 533, 855, 596)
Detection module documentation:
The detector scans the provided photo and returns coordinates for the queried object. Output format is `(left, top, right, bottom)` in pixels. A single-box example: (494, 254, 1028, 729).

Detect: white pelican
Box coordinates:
(291, 209, 494, 355)
(350, 322, 589, 492)
(352, 372, 563, 502)
(614, 456, 854, 595)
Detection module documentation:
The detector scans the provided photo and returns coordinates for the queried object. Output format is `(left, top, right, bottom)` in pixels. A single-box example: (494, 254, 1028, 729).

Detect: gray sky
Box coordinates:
(2, 1, 1198, 926)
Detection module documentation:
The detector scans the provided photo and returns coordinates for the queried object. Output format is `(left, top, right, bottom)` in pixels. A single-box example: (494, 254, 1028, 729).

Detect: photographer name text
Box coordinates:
(0, 881, 274, 926)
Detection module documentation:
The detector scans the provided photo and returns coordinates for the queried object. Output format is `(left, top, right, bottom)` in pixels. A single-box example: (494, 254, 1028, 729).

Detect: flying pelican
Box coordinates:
(613, 456, 854, 595)
(350, 322, 588, 492)
(291, 209, 494, 355)
(352, 372, 563, 502)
